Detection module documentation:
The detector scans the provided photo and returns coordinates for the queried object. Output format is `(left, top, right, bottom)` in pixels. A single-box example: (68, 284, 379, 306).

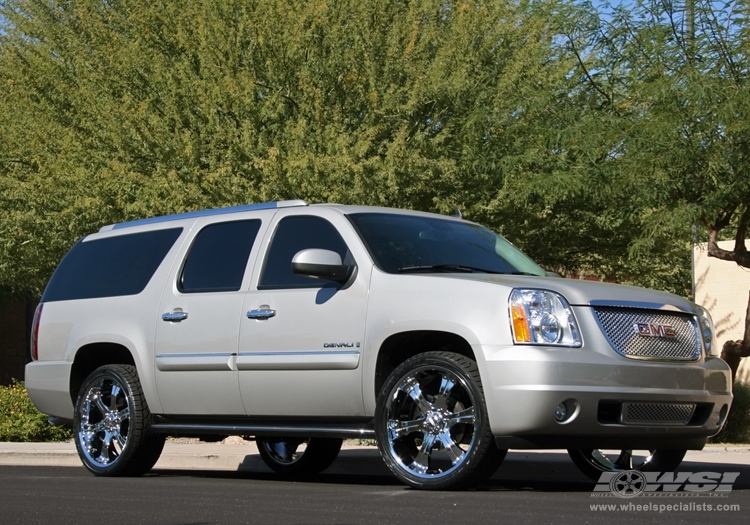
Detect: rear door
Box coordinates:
(154, 213, 273, 415)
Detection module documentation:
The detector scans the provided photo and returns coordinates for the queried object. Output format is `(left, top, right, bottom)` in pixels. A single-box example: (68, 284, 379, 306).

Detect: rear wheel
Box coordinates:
(568, 449, 687, 481)
(256, 437, 343, 476)
(73, 364, 164, 476)
(375, 351, 506, 490)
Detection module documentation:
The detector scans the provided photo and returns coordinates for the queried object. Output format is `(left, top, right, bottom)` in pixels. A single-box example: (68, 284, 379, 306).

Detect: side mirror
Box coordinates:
(291, 249, 355, 283)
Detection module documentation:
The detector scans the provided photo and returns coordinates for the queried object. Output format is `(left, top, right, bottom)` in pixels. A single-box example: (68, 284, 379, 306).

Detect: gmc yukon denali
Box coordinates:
(25, 200, 733, 489)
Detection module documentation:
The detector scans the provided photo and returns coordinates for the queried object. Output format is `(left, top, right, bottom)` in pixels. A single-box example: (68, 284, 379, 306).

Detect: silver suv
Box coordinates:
(25, 201, 733, 489)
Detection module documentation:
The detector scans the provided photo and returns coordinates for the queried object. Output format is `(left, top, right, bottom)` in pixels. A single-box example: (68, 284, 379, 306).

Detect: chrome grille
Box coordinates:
(622, 402, 696, 425)
(593, 306, 701, 360)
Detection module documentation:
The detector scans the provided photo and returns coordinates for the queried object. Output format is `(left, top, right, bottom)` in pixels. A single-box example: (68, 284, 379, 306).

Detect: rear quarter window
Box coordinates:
(42, 228, 183, 302)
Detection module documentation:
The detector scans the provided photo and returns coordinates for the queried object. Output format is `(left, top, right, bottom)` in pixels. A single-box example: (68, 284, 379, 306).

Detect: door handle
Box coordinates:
(161, 311, 188, 322)
(246, 309, 276, 320)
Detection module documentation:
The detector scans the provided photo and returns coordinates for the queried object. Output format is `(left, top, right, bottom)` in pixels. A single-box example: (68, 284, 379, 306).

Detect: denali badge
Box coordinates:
(323, 342, 361, 348)
(635, 323, 676, 338)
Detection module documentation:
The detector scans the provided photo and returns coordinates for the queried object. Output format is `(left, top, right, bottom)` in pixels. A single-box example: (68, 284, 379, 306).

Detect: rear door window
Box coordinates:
(179, 220, 262, 293)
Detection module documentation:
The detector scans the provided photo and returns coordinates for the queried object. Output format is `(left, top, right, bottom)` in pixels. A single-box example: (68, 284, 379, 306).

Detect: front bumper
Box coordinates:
(478, 344, 732, 450)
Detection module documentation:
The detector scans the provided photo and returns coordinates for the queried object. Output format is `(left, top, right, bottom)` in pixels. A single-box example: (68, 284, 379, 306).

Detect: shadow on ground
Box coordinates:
(150, 449, 750, 492)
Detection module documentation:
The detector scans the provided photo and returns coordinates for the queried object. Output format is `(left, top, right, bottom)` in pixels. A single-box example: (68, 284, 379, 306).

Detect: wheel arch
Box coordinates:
(373, 330, 476, 401)
(70, 342, 136, 405)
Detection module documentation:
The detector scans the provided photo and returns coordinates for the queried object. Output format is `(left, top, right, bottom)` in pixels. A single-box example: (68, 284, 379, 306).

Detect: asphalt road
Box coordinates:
(1, 450, 749, 525)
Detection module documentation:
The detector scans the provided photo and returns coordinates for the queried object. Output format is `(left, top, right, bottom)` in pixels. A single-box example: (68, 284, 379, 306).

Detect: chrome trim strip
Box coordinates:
(236, 350, 361, 371)
(588, 300, 692, 314)
(156, 353, 235, 358)
(155, 353, 235, 372)
(150, 422, 375, 439)
(238, 351, 360, 356)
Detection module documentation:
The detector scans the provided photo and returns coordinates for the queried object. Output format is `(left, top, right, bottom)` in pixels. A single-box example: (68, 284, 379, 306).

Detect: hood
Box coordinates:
(437, 273, 696, 313)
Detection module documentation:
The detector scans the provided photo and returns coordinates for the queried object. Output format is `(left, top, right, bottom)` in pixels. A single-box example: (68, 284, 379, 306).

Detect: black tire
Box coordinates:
(256, 437, 343, 476)
(73, 364, 165, 476)
(568, 449, 687, 481)
(375, 351, 506, 490)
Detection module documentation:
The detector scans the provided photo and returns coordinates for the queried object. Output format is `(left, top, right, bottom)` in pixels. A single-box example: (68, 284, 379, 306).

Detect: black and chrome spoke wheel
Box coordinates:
(375, 351, 505, 490)
(256, 436, 342, 476)
(568, 449, 687, 481)
(74, 364, 164, 476)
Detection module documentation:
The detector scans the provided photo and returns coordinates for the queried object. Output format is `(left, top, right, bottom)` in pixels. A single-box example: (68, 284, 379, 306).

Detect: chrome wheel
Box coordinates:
(77, 375, 130, 467)
(256, 437, 342, 476)
(568, 449, 687, 481)
(74, 365, 164, 476)
(376, 352, 505, 490)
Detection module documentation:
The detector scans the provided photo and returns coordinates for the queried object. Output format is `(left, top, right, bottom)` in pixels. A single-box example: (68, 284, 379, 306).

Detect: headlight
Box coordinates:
(509, 289, 582, 347)
(697, 305, 718, 357)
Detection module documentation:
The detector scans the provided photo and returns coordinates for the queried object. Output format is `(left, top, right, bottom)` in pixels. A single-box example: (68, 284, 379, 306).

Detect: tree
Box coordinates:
(562, 0, 750, 378)
(3, 0, 733, 317)
(0, 0, 574, 297)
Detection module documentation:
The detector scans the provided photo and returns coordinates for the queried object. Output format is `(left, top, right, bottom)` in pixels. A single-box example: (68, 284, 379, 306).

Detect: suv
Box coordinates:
(26, 201, 732, 489)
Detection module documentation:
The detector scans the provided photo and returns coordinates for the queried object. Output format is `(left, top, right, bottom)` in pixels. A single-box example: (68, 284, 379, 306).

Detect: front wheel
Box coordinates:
(375, 351, 506, 490)
(73, 364, 164, 476)
(568, 449, 687, 481)
(256, 437, 343, 476)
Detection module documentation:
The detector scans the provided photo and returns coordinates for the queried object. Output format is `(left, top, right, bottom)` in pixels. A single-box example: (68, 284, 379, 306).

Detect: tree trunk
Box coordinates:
(707, 209, 750, 381)
(719, 291, 750, 383)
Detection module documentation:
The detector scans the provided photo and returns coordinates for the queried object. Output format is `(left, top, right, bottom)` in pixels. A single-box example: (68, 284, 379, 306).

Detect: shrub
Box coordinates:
(0, 379, 72, 442)
(711, 381, 750, 444)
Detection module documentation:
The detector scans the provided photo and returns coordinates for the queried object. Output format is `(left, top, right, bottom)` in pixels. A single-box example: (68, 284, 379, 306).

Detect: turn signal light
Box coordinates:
(511, 303, 531, 342)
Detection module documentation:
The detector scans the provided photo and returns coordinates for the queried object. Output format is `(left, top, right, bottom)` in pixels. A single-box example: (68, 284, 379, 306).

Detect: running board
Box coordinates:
(151, 415, 375, 439)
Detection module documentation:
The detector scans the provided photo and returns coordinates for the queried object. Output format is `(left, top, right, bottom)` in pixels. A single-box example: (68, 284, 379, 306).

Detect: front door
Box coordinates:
(238, 212, 368, 417)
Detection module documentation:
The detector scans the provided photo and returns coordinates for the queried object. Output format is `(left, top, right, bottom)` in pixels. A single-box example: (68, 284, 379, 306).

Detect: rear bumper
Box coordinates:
(478, 345, 733, 450)
(25, 361, 74, 419)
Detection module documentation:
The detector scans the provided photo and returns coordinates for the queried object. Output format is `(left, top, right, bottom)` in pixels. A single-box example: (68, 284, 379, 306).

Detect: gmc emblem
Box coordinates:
(635, 323, 676, 338)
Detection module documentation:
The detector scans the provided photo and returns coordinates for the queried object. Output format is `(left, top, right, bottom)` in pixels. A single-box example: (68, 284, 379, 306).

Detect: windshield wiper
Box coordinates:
(398, 264, 501, 274)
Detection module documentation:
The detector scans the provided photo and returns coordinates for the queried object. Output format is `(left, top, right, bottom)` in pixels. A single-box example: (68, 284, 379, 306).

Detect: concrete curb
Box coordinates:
(1, 441, 748, 471)
(0, 440, 380, 470)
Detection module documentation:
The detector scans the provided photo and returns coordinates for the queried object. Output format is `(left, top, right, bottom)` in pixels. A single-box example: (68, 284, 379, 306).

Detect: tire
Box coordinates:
(375, 351, 506, 490)
(256, 437, 343, 476)
(73, 364, 165, 476)
(568, 449, 687, 481)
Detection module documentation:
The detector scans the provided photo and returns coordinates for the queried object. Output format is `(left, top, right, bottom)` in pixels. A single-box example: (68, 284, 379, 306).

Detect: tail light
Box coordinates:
(30, 303, 43, 361)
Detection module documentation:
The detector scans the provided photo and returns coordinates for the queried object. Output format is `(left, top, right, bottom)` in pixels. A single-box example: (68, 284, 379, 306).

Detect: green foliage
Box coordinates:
(1, 0, 747, 300)
(0, 0, 575, 297)
(711, 382, 750, 444)
(539, 0, 750, 294)
(351, 438, 378, 447)
(0, 380, 72, 442)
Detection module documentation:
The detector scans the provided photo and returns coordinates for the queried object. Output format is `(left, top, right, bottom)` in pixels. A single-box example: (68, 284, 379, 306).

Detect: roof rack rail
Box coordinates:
(100, 200, 308, 232)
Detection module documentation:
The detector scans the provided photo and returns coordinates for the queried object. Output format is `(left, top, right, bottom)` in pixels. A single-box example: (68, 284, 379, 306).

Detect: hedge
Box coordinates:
(0, 380, 72, 442)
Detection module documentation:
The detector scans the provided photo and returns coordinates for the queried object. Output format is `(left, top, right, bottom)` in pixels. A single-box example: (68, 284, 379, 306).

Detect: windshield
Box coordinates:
(347, 213, 546, 276)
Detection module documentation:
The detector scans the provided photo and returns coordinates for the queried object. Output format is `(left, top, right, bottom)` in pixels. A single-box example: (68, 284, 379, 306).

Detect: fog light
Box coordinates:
(555, 402, 568, 422)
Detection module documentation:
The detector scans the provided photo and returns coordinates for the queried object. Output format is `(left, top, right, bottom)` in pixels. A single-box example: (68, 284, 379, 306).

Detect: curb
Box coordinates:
(1, 441, 748, 471)
(0, 441, 380, 471)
